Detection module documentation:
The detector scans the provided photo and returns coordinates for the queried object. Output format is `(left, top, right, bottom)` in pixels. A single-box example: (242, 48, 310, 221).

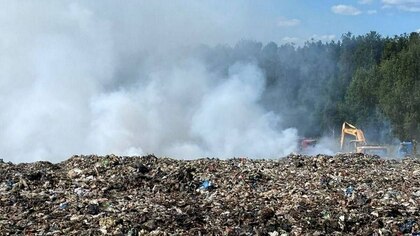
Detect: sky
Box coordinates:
(1, 1, 418, 49)
(202, 0, 420, 45)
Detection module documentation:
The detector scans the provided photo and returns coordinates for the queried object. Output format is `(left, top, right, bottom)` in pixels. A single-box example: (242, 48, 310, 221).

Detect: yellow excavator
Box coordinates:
(340, 122, 388, 155)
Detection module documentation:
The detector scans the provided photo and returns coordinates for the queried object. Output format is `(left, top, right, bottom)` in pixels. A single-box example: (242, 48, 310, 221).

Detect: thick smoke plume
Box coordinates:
(0, 1, 299, 162)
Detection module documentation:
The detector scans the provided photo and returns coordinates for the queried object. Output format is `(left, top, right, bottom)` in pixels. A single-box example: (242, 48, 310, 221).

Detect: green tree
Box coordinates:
(378, 33, 420, 140)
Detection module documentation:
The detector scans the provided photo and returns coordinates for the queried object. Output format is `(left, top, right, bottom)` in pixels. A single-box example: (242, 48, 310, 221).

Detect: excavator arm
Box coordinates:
(340, 122, 367, 150)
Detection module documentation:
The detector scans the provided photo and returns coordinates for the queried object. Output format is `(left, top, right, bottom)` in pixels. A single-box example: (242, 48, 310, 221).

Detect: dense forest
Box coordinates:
(199, 32, 420, 143)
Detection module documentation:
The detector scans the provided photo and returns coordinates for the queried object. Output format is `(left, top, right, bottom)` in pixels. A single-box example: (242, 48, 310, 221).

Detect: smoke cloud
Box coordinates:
(0, 1, 298, 162)
(302, 137, 339, 156)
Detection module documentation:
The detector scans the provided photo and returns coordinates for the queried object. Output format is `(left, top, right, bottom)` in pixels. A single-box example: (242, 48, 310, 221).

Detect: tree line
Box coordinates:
(199, 31, 420, 143)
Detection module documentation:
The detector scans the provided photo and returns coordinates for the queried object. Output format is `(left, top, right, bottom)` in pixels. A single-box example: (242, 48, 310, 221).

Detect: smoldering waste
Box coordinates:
(1, 154, 420, 235)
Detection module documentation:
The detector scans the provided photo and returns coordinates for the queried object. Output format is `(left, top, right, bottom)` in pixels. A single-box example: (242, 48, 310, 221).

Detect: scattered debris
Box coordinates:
(345, 185, 354, 197)
(1, 153, 420, 235)
(59, 202, 69, 210)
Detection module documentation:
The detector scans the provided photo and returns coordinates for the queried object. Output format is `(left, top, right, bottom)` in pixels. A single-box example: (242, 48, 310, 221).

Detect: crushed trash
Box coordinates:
(198, 180, 214, 192)
(345, 185, 354, 197)
(59, 202, 69, 210)
(1, 153, 420, 235)
(399, 219, 417, 234)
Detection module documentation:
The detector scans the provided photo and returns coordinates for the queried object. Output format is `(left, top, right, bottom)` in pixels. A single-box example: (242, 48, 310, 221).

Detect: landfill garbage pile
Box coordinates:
(1, 154, 420, 235)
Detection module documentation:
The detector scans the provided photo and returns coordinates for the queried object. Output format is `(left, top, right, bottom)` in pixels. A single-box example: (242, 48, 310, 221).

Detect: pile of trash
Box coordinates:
(1, 153, 420, 235)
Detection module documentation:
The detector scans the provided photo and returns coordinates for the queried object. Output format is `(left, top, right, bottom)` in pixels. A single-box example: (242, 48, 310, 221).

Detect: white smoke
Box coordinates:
(83, 61, 298, 159)
(0, 1, 298, 162)
(303, 136, 339, 156)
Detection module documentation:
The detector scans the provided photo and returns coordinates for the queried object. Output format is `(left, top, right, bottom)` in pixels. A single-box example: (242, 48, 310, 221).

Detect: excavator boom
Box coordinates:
(340, 122, 367, 150)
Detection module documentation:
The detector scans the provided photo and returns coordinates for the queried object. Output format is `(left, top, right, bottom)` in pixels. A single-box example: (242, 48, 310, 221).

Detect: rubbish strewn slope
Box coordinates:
(1, 154, 420, 235)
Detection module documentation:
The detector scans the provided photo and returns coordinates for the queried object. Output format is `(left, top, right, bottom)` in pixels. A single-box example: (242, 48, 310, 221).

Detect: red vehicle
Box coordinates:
(298, 138, 317, 152)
